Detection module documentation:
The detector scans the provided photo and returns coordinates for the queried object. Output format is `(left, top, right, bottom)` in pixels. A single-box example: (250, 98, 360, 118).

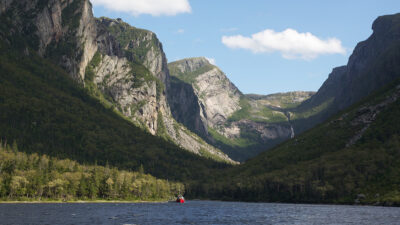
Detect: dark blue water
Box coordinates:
(0, 201, 399, 225)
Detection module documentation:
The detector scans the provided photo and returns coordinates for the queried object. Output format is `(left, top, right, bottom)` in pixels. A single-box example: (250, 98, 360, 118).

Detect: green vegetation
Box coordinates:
(83, 52, 119, 114)
(228, 97, 288, 123)
(84, 51, 102, 84)
(128, 61, 157, 89)
(188, 80, 400, 205)
(173, 123, 233, 163)
(291, 97, 334, 120)
(198, 148, 224, 163)
(100, 17, 161, 65)
(84, 52, 105, 98)
(208, 127, 256, 150)
(0, 3, 40, 51)
(226, 97, 251, 122)
(0, 41, 232, 184)
(44, 0, 85, 64)
(62, 0, 83, 29)
(247, 92, 314, 109)
(168, 60, 215, 85)
(156, 112, 168, 140)
(0, 142, 183, 201)
(207, 127, 269, 161)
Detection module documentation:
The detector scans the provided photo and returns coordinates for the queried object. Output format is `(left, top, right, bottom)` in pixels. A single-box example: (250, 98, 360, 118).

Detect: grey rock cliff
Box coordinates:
(0, 0, 98, 81)
(169, 57, 242, 137)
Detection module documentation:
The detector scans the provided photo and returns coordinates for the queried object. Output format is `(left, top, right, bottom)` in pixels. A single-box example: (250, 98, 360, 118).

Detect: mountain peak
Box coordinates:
(169, 57, 215, 74)
(372, 13, 400, 35)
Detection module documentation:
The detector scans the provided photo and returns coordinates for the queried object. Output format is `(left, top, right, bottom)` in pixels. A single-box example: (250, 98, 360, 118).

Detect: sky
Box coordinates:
(91, 0, 400, 95)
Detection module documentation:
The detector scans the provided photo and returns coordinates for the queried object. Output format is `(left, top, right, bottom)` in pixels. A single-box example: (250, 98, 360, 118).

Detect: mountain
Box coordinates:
(187, 13, 400, 205)
(191, 78, 400, 205)
(0, 0, 239, 185)
(0, 0, 234, 163)
(293, 13, 400, 133)
(168, 16, 400, 163)
(169, 57, 314, 161)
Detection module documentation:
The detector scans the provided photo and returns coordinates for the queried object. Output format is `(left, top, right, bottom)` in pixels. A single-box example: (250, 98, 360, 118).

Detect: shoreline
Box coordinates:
(0, 200, 170, 204)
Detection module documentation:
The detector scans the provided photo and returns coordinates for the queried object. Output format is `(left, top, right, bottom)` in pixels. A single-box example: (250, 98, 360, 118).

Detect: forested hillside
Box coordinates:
(188, 79, 400, 206)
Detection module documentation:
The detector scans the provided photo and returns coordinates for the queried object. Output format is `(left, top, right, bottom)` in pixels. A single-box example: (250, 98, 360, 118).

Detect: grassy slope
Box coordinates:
(246, 92, 315, 110)
(0, 42, 231, 183)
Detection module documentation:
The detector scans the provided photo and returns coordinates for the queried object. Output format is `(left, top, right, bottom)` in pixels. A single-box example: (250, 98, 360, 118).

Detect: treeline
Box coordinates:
(0, 142, 184, 201)
(189, 134, 400, 206)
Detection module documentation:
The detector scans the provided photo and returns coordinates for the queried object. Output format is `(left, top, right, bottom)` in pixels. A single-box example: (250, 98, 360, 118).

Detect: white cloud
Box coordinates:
(91, 0, 191, 16)
(205, 57, 216, 65)
(176, 29, 185, 34)
(222, 28, 346, 60)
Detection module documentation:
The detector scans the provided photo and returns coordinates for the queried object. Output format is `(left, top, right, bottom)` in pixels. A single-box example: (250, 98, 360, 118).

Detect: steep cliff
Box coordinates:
(169, 58, 313, 161)
(169, 57, 241, 133)
(90, 18, 234, 163)
(0, 0, 97, 81)
(295, 13, 400, 132)
(0, 0, 235, 163)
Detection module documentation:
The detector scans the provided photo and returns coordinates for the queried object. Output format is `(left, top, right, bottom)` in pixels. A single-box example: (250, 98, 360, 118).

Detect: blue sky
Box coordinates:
(92, 0, 400, 95)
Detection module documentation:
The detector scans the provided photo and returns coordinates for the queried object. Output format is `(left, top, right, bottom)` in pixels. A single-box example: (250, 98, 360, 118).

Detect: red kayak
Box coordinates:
(176, 195, 185, 203)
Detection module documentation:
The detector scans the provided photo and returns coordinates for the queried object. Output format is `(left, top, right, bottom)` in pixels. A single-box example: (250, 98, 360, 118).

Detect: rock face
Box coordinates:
(0, 0, 235, 163)
(92, 18, 170, 135)
(169, 58, 313, 161)
(0, 0, 97, 81)
(169, 57, 241, 135)
(297, 13, 400, 132)
(196, 67, 242, 127)
(169, 76, 209, 137)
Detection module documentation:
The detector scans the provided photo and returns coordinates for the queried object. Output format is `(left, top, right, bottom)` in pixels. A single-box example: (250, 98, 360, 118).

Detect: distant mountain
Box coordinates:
(294, 13, 400, 133)
(169, 57, 314, 161)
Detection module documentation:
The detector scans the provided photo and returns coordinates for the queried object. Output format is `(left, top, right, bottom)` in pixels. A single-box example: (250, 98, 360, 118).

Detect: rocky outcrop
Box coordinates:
(169, 57, 242, 136)
(169, 77, 209, 138)
(0, 0, 97, 81)
(195, 67, 242, 127)
(171, 57, 211, 74)
(346, 84, 400, 147)
(92, 54, 160, 132)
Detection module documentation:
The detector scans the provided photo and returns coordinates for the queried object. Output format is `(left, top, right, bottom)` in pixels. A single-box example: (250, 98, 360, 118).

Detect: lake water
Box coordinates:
(0, 200, 399, 225)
